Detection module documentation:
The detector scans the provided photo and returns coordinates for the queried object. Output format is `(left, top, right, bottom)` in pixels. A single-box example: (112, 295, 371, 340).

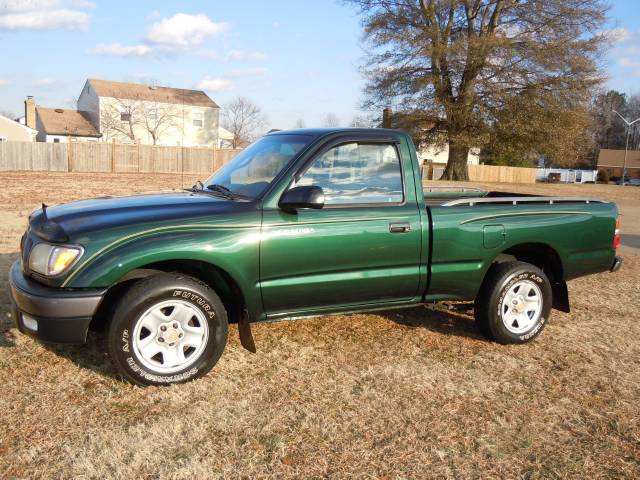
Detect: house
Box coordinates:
(24, 96, 100, 143)
(35, 107, 101, 143)
(26, 78, 221, 147)
(0, 111, 37, 142)
(381, 108, 480, 173)
(217, 126, 235, 148)
(597, 148, 640, 179)
(77, 79, 220, 147)
(418, 143, 480, 166)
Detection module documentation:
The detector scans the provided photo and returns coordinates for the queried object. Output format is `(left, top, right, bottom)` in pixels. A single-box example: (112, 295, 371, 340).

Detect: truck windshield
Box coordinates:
(204, 134, 313, 199)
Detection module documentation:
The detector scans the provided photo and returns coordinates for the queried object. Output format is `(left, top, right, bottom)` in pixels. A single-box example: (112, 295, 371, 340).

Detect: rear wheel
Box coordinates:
(107, 273, 228, 386)
(474, 261, 552, 344)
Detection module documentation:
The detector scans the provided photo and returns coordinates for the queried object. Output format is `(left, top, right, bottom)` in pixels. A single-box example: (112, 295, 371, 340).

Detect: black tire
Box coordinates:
(474, 261, 552, 344)
(107, 273, 228, 386)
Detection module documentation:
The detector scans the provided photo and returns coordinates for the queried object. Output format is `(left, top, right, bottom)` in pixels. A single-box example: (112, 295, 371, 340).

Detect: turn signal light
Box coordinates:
(613, 217, 620, 250)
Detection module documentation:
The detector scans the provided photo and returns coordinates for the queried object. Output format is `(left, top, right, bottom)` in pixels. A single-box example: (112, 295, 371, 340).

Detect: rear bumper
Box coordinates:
(9, 261, 107, 344)
(610, 255, 623, 273)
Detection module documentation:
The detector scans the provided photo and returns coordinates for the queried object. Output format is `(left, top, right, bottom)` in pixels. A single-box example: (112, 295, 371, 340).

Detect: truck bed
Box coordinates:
(423, 185, 606, 207)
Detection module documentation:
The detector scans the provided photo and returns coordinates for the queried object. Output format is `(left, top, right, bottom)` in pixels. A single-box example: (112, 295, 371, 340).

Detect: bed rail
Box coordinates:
(441, 196, 608, 207)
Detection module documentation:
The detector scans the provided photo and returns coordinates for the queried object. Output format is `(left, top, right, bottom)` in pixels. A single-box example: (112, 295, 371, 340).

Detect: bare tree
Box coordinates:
(222, 97, 266, 148)
(100, 98, 182, 145)
(100, 98, 143, 143)
(323, 113, 340, 127)
(348, 0, 609, 179)
(293, 118, 306, 128)
(140, 102, 182, 145)
(0, 110, 17, 120)
(350, 115, 376, 128)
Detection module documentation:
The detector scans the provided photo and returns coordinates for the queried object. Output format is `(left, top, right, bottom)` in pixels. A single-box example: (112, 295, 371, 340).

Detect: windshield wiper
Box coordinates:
(205, 184, 250, 200)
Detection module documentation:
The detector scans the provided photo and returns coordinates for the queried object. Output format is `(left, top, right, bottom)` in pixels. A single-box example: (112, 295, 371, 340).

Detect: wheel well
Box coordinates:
(494, 243, 564, 283)
(91, 260, 246, 332)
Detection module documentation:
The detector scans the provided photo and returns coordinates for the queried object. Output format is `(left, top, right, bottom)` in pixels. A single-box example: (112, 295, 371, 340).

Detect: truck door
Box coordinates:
(260, 140, 422, 314)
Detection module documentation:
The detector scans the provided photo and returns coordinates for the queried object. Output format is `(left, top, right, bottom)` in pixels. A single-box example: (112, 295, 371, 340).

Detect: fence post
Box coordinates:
(111, 139, 116, 172)
(137, 142, 141, 173)
(68, 140, 73, 172)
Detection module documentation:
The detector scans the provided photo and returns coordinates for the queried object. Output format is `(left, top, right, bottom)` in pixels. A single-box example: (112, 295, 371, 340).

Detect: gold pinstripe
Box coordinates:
(459, 211, 592, 225)
(61, 223, 257, 287)
(62, 216, 399, 286)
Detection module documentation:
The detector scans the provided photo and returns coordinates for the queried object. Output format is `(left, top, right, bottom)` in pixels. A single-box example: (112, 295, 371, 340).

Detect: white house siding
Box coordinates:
(418, 143, 480, 165)
(0, 115, 37, 142)
(42, 134, 98, 143)
(77, 82, 100, 130)
(91, 96, 220, 147)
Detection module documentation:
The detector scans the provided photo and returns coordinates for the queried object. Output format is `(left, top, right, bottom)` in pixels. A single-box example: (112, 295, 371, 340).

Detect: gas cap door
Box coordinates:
(483, 224, 506, 249)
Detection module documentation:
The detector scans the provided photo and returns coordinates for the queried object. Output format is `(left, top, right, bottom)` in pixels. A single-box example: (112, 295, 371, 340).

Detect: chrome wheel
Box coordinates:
(132, 300, 209, 374)
(500, 279, 543, 334)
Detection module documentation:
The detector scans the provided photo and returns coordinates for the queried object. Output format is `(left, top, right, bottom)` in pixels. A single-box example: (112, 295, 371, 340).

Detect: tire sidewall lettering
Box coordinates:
(496, 270, 546, 338)
(122, 289, 216, 383)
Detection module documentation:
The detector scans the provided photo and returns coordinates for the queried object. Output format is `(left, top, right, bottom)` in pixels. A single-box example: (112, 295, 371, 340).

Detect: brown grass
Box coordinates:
(1, 172, 639, 479)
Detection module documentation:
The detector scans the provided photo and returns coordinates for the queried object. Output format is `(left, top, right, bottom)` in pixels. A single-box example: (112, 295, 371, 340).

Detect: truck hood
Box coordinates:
(29, 192, 245, 241)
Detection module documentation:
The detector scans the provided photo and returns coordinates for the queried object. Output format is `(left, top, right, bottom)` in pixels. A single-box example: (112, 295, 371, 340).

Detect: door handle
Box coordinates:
(389, 222, 411, 233)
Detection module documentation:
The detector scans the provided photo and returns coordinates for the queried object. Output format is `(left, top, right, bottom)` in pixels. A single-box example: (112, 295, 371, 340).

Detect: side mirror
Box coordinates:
(279, 185, 325, 212)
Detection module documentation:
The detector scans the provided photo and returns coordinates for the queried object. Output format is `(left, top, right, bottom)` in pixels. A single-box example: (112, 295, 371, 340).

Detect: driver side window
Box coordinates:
(295, 142, 404, 205)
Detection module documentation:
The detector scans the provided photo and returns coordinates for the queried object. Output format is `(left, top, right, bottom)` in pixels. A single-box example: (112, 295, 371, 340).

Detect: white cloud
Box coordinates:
(90, 43, 155, 57)
(0, 1, 59, 12)
(0, 1, 91, 31)
(228, 67, 269, 77)
(0, 79, 10, 87)
(225, 50, 268, 62)
(607, 27, 630, 44)
(620, 58, 640, 68)
(146, 13, 228, 48)
(32, 78, 56, 86)
(196, 77, 233, 91)
(68, 0, 95, 8)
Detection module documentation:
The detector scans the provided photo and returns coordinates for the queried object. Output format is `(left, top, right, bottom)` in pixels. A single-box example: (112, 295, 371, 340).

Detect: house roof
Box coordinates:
(597, 149, 640, 169)
(87, 79, 219, 108)
(36, 107, 101, 137)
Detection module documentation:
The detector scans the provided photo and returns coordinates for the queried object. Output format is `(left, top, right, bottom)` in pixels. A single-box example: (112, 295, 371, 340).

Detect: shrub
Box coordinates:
(597, 169, 609, 184)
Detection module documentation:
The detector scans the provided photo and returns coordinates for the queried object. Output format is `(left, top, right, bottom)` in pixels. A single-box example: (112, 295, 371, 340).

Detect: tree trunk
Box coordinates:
(441, 141, 470, 181)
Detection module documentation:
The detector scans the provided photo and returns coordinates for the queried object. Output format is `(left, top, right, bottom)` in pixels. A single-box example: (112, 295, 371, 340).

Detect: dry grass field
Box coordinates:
(1, 172, 639, 479)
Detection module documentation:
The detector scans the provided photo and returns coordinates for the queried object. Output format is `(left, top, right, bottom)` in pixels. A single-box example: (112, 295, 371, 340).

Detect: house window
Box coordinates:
(53, 138, 61, 143)
(193, 111, 203, 128)
(120, 112, 131, 122)
(148, 108, 157, 121)
(0, 136, 7, 142)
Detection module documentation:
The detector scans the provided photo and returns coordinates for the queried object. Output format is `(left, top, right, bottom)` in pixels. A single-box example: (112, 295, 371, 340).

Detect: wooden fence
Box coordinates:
(428, 163, 537, 184)
(467, 164, 537, 183)
(0, 141, 242, 174)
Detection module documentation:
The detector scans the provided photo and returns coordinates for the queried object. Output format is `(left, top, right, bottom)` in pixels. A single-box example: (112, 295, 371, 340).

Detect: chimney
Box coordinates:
(382, 107, 393, 128)
(25, 96, 36, 129)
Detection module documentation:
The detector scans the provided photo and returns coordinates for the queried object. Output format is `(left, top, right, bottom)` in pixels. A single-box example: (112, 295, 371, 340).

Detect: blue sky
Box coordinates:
(0, 0, 638, 128)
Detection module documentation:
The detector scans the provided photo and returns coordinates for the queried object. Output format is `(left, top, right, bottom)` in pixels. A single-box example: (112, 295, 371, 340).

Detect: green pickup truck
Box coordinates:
(10, 128, 622, 386)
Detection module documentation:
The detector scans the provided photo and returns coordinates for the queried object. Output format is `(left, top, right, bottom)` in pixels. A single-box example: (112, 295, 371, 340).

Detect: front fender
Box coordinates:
(63, 226, 262, 317)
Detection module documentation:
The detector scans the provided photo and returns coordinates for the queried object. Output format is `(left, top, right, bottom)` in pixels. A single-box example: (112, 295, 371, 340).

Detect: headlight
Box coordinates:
(29, 243, 83, 276)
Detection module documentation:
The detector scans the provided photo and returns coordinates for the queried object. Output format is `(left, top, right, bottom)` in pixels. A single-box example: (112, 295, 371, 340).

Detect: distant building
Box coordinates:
(418, 143, 480, 166)
(597, 149, 640, 179)
(217, 126, 235, 148)
(34, 106, 101, 143)
(0, 111, 37, 142)
(26, 78, 221, 147)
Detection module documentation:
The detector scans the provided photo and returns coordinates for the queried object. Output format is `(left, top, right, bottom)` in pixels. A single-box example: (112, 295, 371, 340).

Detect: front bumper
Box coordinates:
(610, 255, 623, 273)
(8, 261, 107, 344)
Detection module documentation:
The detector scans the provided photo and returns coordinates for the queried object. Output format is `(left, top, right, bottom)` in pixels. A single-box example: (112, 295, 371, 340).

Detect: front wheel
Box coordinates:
(107, 273, 228, 386)
(474, 261, 552, 344)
